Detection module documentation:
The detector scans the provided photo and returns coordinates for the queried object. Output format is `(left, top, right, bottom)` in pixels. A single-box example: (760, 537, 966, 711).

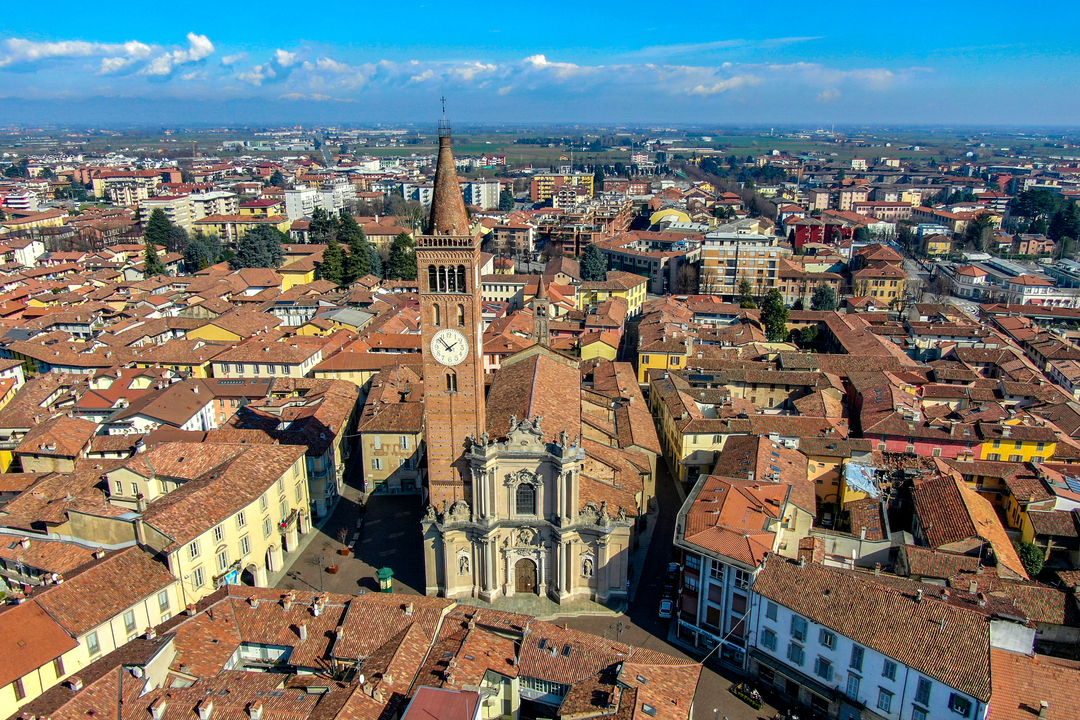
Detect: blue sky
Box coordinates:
(1, 1, 1077, 126)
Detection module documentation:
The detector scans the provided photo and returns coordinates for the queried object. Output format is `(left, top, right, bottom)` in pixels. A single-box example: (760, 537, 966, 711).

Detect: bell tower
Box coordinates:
(416, 123, 486, 511)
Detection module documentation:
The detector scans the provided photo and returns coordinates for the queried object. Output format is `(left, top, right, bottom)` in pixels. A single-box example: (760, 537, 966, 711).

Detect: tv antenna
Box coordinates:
(439, 94, 450, 137)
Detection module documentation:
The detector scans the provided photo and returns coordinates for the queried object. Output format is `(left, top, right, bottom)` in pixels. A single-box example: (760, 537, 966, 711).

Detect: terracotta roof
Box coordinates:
(15, 414, 97, 458)
(987, 648, 1080, 720)
(753, 556, 992, 702)
(0, 599, 78, 688)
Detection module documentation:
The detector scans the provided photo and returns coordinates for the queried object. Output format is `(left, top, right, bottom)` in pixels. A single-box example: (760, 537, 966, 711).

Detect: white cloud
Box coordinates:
(498, 85, 514, 95)
(221, 53, 246, 66)
(138, 32, 214, 76)
(410, 68, 435, 82)
(274, 49, 298, 67)
(688, 75, 761, 96)
(0, 38, 151, 67)
(238, 63, 276, 86)
(817, 87, 841, 102)
(523, 54, 590, 79)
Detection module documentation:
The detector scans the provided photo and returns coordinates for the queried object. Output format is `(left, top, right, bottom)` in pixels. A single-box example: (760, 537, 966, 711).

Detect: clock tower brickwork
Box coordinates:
(416, 132, 486, 511)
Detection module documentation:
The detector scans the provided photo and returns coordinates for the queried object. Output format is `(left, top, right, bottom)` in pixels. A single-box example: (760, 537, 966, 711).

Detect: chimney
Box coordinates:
(874, 562, 881, 576)
(68, 678, 83, 692)
(1039, 701, 1049, 719)
(942, 588, 950, 602)
(249, 596, 259, 609)
(916, 589, 924, 602)
(282, 590, 295, 611)
(248, 703, 263, 720)
(145, 627, 156, 640)
(312, 597, 323, 616)
(969, 579, 978, 594)
(149, 698, 167, 720)
(335, 625, 344, 641)
(383, 672, 394, 686)
(19, 537, 30, 550)
(404, 602, 413, 617)
(185, 604, 196, 616)
(196, 698, 213, 720)
(93, 547, 106, 559)
(298, 622, 308, 641)
(977, 592, 987, 608)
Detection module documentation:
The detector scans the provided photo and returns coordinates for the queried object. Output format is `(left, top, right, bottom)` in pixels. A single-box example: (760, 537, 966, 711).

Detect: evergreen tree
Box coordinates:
(145, 208, 172, 254)
(231, 225, 286, 270)
(368, 246, 384, 278)
(580, 243, 608, 282)
(593, 168, 605, 191)
(386, 232, 417, 280)
(810, 282, 838, 312)
(143, 236, 166, 277)
(319, 235, 346, 285)
(1014, 540, 1044, 578)
(760, 288, 789, 342)
(308, 207, 337, 244)
(853, 226, 871, 244)
(1049, 202, 1080, 242)
(269, 170, 287, 188)
(738, 278, 757, 309)
(498, 189, 515, 212)
(183, 231, 221, 272)
(339, 212, 371, 283)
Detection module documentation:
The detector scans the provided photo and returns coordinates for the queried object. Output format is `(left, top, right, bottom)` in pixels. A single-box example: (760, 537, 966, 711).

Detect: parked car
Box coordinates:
(659, 599, 673, 618)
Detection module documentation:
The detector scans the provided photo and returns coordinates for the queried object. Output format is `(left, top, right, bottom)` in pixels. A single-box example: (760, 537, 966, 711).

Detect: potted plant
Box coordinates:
(337, 527, 351, 556)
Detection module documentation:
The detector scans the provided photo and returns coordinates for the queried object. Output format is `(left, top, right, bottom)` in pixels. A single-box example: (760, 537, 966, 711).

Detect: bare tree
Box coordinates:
(675, 264, 699, 294)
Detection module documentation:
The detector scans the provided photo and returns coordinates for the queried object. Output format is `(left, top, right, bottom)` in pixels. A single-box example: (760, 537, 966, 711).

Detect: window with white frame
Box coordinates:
(709, 562, 724, 582)
(876, 688, 893, 713)
(684, 575, 699, 592)
(819, 628, 835, 649)
(158, 590, 169, 612)
(239, 535, 250, 556)
(87, 631, 100, 656)
(685, 555, 701, 571)
(846, 675, 860, 699)
(192, 567, 204, 587)
(263, 517, 272, 538)
(236, 511, 246, 528)
(188, 540, 200, 559)
(217, 549, 229, 572)
(123, 609, 137, 634)
(212, 525, 223, 543)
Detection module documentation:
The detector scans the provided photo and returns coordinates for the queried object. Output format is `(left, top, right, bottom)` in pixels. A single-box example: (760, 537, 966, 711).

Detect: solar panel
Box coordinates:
(1065, 477, 1080, 495)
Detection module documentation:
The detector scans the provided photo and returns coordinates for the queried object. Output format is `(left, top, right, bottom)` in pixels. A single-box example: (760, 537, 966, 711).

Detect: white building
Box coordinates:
(285, 186, 321, 222)
(461, 180, 501, 210)
(141, 195, 195, 231)
(746, 556, 1020, 720)
(190, 190, 239, 220)
(320, 178, 356, 216)
(2, 190, 37, 212)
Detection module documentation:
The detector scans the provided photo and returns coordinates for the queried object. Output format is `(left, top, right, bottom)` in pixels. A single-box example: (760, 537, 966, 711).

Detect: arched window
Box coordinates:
(432, 303, 440, 327)
(516, 484, 536, 515)
(438, 266, 448, 292)
(457, 304, 465, 327)
(445, 373, 457, 392)
(457, 265, 467, 292)
(427, 265, 437, 293)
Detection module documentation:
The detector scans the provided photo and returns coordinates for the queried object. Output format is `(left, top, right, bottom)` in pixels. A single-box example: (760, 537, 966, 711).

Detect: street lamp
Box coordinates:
(376, 566, 394, 593)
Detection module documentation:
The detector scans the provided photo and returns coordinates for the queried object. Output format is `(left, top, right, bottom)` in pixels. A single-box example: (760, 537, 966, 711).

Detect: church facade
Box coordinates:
(417, 130, 648, 606)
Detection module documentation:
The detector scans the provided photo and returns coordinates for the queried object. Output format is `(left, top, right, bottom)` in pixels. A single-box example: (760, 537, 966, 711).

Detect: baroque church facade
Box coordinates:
(417, 130, 648, 605)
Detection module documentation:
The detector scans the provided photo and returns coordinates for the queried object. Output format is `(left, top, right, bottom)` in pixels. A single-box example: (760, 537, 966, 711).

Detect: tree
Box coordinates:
(835, 169, 846, 182)
(675, 264, 698, 294)
(144, 208, 172, 255)
(580, 243, 608, 282)
(1049, 202, 1080, 243)
(738, 278, 757, 309)
(368, 246, 384, 278)
(1014, 540, 1044, 578)
(593, 167, 605, 191)
(810, 282, 838, 312)
(799, 325, 819, 346)
(167, 225, 189, 255)
(498, 189, 515, 212)
(143, 236, 166, 277)
(792, 298, 804, 310)
(386, 232, 417, 280)
(760, 288, 788, 342)
(307, 207, 337, 244)
(183, 232, 221, 272)
(319, 235, 346, 285)
(339, 212, 371, 283)
(1011, 188, 1061, 222)
(268, 170, 287, 188)
(965, 213, 994, 252)
(853, 226, 871, 244)
(231, 225, 286, 270)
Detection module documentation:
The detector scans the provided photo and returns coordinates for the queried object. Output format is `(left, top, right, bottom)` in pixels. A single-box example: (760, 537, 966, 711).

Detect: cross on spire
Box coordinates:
(439, 95, 450, 138)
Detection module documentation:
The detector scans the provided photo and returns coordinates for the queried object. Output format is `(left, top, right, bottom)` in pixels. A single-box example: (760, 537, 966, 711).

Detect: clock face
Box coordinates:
(430, 328, 469, 366)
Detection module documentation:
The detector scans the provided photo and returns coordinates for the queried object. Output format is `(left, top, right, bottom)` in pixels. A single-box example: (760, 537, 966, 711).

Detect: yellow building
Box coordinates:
(579, 331, 619, 362)
(279, 256, 318, 290)
(529, 173, 594, 203)
(977, 423, 1056, 463)
(192, 214, 290, 244)
(0, 209, 67, 232)
(108, 443, 312, 603)
(0, 547, 180, 716)
(637, 338, 690, 384)
(579, 270, 648, 317)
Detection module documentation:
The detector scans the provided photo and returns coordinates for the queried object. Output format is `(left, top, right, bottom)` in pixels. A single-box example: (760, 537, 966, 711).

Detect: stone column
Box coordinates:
(503, 548, 513, 597)
(537, 544, 548, 597)
(597, 539, 610, 603)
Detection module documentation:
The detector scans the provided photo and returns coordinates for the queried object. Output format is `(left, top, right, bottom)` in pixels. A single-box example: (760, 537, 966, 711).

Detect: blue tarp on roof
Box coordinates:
(844, 463, 880, 498)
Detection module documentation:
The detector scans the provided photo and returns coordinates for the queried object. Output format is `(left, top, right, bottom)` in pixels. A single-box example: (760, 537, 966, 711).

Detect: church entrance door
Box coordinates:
(515, 558, 538, 594)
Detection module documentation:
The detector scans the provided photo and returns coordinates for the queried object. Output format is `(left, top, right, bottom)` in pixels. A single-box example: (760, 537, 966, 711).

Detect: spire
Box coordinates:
(536, 276, 549, 301)
(426, 128, 471, 237)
